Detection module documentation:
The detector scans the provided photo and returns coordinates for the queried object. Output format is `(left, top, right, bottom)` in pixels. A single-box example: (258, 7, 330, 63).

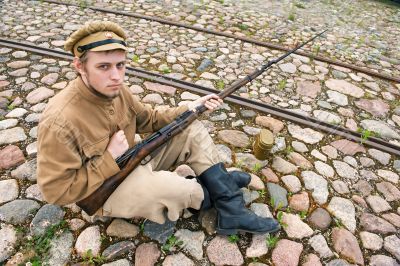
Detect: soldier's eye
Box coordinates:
(117, 62, 125, 68)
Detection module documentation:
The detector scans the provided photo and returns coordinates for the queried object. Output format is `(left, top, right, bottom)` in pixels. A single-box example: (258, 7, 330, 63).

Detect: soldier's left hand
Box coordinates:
(188, 94, 223, 112)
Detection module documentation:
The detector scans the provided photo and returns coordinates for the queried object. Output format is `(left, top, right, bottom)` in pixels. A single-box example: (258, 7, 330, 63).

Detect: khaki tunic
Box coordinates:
(37, 77, 188, 206)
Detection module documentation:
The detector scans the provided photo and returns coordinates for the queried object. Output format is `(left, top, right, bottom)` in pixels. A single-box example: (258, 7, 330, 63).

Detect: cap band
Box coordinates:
(77, 39, 127, 53)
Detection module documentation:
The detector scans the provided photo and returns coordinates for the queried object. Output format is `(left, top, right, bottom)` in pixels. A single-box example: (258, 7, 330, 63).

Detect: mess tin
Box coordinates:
(253, 129, 274, 160)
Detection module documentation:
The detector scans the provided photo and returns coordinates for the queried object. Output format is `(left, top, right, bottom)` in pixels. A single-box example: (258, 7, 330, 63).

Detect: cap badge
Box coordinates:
(105, 32, 113, 39)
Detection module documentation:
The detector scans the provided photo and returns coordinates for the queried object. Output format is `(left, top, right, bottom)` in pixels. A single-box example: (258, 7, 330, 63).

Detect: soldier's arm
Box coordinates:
(37, 121, 119, 206)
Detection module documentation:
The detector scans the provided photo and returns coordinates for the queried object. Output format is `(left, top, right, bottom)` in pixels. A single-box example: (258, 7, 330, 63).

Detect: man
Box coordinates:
(37, 21, 280, 235)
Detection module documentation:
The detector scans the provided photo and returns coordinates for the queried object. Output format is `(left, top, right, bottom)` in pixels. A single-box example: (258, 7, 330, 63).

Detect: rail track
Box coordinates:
(1, 38, 399, 157)
(39, 0, 400, 84)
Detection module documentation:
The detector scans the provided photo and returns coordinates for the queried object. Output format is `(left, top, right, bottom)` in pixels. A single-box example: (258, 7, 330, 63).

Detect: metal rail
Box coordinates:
(40, 0, 400, 83)
(0, 38, 399, 156)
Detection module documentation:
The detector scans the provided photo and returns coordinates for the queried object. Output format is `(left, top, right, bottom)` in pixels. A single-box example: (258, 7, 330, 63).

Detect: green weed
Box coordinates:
(218, 15, 224, 25)
(285, 145, 293, 154)
(389, 100, 400, 109)
(329, 120, 340, 126)
(252, 162, 262, 173)
(299, 210, 308, 220)
(277, 79, 287, 90)
(139, 219, 146, 233)
(313, 44, 320, 57)
(78, 0, 88, 10)
(258, 189, 266, 199)
(364, 91, 375, 99)
(288, 12, 295, 21)
(357, 128, 377, 144)
(132, 54, 139, 63)
(270, 197, 275, 209)
(82, 249, 106, 264)
(266, 234, 279, 248)
(228, 234, 240, 243)
(334, 218, 344, 228)
(14, 225, 26, 234)
(276, 211, 288, 228)
(216, 80, 225, 90)
(162, 235, 183, 253)
(100, 234, 107, 244)
(294, 1, 305, 8)
(162, 66, 171, 74)
(237, 23, 249, 31)
(26, 220, 68, 265)
(251, 257, 259, 263)
(234, 159, 244, 169)
(275, 201, 284, 211)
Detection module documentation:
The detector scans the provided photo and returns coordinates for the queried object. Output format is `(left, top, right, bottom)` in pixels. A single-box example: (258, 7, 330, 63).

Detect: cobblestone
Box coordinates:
(0, 1, 399, 264)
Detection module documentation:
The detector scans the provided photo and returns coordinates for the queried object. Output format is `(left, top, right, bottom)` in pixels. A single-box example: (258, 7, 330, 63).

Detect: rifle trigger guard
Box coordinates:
(141, 155, 152, 165)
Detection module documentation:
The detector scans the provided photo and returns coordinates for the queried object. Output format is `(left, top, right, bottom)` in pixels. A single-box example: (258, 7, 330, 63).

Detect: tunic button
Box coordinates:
(109, 109, 114, 115)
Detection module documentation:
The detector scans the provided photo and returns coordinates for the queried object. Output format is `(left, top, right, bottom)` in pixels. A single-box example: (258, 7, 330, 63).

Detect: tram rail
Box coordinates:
(1, 37, 399, 156)
(37, 0, 400, 83)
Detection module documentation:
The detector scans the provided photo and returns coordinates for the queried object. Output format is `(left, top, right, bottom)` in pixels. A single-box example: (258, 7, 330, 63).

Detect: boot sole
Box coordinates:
(216, 224, 281, 235)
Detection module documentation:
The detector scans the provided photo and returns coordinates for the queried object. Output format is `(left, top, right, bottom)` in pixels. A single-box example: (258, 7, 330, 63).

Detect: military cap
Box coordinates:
(64, 21, 127, 58)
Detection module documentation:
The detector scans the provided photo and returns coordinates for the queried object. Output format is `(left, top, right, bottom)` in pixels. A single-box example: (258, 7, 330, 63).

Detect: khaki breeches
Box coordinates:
(101, 120, 221, 223)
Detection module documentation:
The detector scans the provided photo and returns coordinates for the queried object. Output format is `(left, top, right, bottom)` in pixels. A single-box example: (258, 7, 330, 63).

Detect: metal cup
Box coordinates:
(253, 129, 274, 160)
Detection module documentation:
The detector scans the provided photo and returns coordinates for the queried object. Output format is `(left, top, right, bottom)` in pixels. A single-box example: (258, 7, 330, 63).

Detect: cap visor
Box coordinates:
(90, 43, 127, 52)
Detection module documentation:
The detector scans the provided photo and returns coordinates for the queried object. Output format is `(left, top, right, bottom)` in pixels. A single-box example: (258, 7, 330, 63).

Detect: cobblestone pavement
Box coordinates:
(0, 0, 400, 265)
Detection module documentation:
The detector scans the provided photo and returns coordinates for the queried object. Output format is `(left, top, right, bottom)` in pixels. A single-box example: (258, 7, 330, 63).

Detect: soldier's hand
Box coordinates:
(107, 130, 129, 159)
(187, 94, 223, 113)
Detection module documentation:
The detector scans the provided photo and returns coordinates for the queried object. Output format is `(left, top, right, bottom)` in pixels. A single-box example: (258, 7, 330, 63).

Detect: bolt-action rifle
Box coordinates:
(77, 30, 327, 215)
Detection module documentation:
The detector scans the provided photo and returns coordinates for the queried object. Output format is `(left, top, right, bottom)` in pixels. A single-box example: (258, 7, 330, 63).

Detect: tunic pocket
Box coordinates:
(82, 136, 110, 159)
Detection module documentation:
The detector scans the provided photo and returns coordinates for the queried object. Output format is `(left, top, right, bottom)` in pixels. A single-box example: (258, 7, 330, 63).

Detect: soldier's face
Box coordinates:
(76, 50, 126, 99)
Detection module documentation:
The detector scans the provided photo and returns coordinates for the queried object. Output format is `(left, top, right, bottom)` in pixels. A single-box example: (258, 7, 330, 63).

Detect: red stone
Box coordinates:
(206, 236, 244, 266)
(332, 228, 364, 265)
(289, 192, 309, 212)
(302, 253, 322, 266)
(134, 242, 160, 266)
(381, 213, 400, 228)
(143, 81, 176, 95)
(0, 80, 10, 88)
(330, 139, 366, 155)
(261, 168, 279, 183)
(355, 99, 390, 117)
(272, 239, 303, 266)
(296, 81, 321, 99)
(0, 145, 25, 169)
(255, 116, 284, 134)
(360, 213, 396, 234)
(287, 152, 312, 169)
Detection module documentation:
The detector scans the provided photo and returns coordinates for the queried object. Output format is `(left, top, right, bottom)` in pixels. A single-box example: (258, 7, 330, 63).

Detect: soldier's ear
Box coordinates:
(73, 57, 86, 76)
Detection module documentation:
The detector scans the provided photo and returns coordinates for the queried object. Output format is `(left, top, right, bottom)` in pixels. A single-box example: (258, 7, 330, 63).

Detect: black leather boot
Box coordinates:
(229, 170, 251, 188)
(198, 163, 280, 235)
(186, 171, 248, 214)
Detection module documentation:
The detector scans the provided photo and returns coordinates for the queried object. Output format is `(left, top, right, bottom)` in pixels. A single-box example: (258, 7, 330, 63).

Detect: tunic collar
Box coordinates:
(75, 76, 114, 106)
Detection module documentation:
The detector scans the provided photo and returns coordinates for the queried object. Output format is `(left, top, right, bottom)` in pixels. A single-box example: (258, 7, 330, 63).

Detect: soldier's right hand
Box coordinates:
(107, 130, 129, 159)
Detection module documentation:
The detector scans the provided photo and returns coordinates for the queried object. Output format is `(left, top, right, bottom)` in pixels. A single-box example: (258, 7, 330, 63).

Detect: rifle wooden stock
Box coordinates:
(76, 30, 326, 215)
